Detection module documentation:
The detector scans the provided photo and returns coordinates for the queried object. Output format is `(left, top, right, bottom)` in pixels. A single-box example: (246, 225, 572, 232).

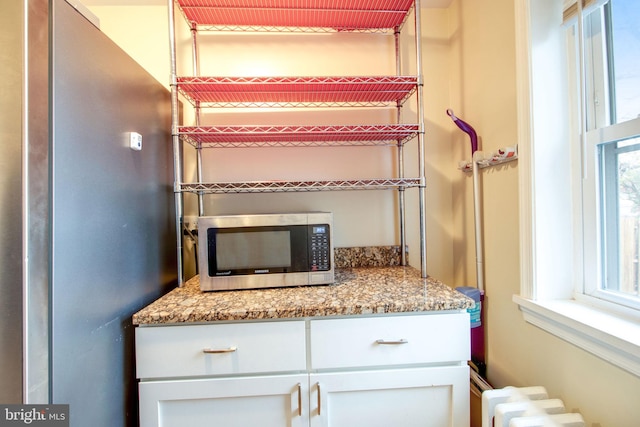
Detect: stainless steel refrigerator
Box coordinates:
(0, 1, 177, 425)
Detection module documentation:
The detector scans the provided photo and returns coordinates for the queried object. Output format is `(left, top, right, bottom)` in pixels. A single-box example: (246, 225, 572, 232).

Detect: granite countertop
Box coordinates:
(133, 266, 474, 325)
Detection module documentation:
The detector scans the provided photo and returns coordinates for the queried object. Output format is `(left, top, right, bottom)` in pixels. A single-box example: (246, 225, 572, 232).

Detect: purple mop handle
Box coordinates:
(447, 108, 478, 154)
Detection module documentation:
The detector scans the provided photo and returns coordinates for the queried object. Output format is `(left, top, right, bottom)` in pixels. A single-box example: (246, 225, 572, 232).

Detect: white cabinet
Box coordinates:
(307, 314, 470, 427)
(136, 312, 470, 427)
(139, 374, 309, 427)
(309, 314, 470, 369)
(135, 321, 307, 379)
(137, 321, 308, 427)
(310, 366, 469, 427)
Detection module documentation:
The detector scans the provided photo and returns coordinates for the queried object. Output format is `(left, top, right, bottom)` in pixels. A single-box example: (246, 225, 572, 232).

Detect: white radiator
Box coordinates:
(482, 386, 586, 427)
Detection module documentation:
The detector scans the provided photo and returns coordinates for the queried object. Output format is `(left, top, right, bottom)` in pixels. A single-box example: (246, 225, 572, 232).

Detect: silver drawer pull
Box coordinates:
(203, 346, 237, 354)
(375, 339, 408, 345)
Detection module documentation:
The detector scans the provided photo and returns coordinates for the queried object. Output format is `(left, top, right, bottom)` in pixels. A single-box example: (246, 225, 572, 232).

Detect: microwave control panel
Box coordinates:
(309, 225, 331, 271)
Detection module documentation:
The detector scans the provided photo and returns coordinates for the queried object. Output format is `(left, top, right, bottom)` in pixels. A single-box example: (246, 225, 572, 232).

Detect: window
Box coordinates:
(514, 0, 640, 377)
(598, 137, 640, 304)
(577, 0, 640, 311)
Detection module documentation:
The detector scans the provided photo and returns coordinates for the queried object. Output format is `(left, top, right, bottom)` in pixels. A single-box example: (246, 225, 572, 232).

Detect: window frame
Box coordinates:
(580, 1, 640, 311)
(583, 120, 640, 312)
(514, 0, 640, 378)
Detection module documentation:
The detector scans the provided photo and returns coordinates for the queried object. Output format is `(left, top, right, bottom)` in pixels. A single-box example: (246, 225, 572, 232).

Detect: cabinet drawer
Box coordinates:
(309, 313, 469, 370)
(136, 321, 306, 379)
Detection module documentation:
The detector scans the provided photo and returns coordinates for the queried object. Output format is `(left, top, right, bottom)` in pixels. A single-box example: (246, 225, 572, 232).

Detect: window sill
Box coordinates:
(513, 295, 640, 378)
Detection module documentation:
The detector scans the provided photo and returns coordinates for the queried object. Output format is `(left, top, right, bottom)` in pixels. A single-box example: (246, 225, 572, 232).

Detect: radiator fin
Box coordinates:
(482, 386, 586, 427)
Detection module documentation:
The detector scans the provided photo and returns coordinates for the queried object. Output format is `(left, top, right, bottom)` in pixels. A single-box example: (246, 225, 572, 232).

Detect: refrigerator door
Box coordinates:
(1, 0, 51, 405)
(50, 2, 176, 426)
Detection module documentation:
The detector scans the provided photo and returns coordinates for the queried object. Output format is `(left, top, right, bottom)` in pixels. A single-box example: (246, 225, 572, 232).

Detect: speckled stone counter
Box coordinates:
(133, 266, 473, 325)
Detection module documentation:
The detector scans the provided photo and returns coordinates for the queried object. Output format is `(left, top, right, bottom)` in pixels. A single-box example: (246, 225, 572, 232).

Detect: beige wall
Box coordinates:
(88, 6, 169, 87)
(89, 2, 640, 425)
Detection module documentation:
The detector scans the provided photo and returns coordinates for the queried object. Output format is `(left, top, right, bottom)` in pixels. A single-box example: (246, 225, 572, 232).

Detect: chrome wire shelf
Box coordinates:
(189, 24, 401, 34)
(176, 75, 419, 108)
(180, 178, 423, 194)
(178, 124, 420, 147)
(175, 0, 415, 32)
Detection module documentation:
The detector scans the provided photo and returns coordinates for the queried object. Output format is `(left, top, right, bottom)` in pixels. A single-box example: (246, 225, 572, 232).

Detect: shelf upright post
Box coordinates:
(413, 0, 428, 278)
(168, 0, 184, 285)
(395, 26, 407, 267)
(190, 21, 205, 216)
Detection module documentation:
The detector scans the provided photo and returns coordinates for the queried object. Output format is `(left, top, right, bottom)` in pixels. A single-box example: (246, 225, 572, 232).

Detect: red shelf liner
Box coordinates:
(175, 0, 415, 30)
(178, 124, 420, 146)
(176, 76, 418, 106)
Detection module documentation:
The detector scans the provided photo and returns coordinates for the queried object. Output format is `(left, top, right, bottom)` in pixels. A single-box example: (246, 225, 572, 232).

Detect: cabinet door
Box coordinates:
(309, 366, 469, 427)
(139, 374, 309, 427)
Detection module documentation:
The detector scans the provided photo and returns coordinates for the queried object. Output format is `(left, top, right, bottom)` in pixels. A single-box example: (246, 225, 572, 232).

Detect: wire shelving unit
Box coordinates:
(168, 0, 427, 285)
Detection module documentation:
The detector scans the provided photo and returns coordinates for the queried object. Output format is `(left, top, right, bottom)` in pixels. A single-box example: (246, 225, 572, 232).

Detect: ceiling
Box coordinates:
(81, 0, 454, 8)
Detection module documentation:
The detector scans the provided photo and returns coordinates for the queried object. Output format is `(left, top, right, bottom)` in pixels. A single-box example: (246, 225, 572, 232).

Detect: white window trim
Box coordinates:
(514, 0, 640, 378)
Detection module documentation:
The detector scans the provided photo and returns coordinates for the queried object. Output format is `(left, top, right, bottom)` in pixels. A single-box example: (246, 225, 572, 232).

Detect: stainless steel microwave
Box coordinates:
(197, 212, 334, 291)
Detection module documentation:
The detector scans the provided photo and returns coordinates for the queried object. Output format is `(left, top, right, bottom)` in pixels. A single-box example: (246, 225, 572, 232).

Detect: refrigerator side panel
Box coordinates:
(51, 2, 176, 427)
(0, 0, 25, 405)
